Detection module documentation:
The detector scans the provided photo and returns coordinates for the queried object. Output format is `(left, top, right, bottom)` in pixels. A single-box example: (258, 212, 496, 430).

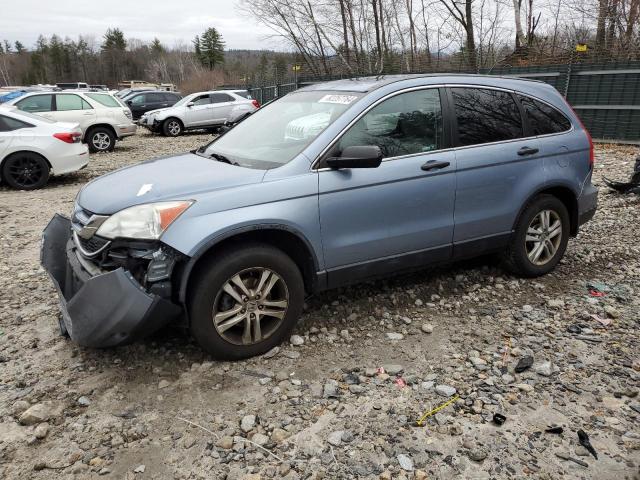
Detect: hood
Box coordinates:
(78, 152, 265, 214)
(144, 107, 170, 117)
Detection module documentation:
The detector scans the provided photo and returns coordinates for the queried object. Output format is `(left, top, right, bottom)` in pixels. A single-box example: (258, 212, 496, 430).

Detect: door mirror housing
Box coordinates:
(126, 100, 132, 105)
(326, 145, 383, 169)
(186, 102, 195, 108)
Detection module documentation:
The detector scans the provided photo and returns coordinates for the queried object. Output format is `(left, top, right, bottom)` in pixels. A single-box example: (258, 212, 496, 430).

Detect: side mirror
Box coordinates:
(187, 102, 195, 108)
(326, 145, 383, 169)
(126, 100, 132, 105)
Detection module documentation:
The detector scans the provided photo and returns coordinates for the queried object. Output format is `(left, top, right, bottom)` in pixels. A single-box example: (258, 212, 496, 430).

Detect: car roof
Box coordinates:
(297, 73, 546, 93)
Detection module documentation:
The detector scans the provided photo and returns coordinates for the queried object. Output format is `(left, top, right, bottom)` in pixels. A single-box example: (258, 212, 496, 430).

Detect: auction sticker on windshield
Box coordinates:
(318, 94, 359, 105)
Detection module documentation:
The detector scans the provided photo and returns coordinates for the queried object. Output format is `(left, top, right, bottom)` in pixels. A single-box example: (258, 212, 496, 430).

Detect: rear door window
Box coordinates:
(211, 93, 235, 103)
(518, 95, 571, 135)
(16, 94, 54, 113)
(451, 88, 523, 146)
(56, 94, 92, 111)
(145, 93, 166, 103)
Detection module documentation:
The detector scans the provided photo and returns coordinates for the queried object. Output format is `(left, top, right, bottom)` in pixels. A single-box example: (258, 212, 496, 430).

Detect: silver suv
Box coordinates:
(139, 90, 259, 136)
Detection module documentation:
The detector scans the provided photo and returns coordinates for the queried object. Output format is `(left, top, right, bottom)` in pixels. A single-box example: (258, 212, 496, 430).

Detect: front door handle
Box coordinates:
(518, 146, 539, 156)
(421, 160, 450, 171)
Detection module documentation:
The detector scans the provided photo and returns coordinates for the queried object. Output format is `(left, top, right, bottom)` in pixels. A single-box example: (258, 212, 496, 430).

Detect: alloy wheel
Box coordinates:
(212, 267, 289, 345)
(525, 209, 562, 265)
(168, 121, 181, 136)
(92, 132, 111, 151)
(6, 155, 45, 188)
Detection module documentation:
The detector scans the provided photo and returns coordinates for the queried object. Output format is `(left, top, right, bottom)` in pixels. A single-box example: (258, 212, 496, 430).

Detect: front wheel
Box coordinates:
(188, 243, 304, 360)
(502, 194, 570, 277)
(162, 118, 183, 137)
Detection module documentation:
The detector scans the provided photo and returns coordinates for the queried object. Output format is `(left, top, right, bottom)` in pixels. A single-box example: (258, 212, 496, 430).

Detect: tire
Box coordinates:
(1, 152, 50, 190)
(87, 127, 116, 153)
(188, 243, 305, 360)
(502, 194, 570, 277)
(162, 118, 183, 137)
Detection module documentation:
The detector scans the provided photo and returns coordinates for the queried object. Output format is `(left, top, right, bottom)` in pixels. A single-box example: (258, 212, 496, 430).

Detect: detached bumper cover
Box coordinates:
(41, 214, 181, 348)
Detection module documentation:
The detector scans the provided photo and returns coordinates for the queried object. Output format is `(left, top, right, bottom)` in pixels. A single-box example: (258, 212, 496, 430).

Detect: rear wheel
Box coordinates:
(502, 194, 570, 277)
(188, 243, 304, 360)
(1, 152, 50, 190)
(162, 118, 183, 137)
(87, 127, 115, 153)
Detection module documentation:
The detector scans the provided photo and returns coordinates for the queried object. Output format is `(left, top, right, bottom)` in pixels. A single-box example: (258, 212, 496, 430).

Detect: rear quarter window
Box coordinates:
(86, 93, 121, 108)
(517, 95, 571, 135)
(0, 115, 33, 131)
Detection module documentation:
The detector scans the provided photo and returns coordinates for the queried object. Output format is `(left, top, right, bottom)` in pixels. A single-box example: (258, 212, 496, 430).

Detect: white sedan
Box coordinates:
(0, 107, 88, 189)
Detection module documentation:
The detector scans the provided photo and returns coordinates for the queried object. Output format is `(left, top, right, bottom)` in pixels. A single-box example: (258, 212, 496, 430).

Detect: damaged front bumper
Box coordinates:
(41, 214, 182, 348)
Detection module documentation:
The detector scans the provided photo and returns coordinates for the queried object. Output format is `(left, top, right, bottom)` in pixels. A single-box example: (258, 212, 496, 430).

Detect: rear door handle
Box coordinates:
(421, 160, 450, 171)
(518, 146, 539, 156)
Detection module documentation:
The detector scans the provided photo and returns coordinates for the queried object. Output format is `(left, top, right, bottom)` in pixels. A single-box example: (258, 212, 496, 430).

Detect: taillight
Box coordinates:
(53, 132, 81, 144)
(565, 101, 594, 169)
(251, 99, 260, 109)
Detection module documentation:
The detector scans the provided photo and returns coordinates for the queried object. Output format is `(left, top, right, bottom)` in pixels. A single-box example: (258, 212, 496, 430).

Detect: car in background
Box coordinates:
(139, 90, 259, 136)
(89, 85, 109, 91)
(40, 74, 597, 359)
(56, 82, 90, 90)
(6, 91, 136, 153)
(116, 87, 154, 99)
(124, 91, 182, 120)
(0, 107, 88, 189)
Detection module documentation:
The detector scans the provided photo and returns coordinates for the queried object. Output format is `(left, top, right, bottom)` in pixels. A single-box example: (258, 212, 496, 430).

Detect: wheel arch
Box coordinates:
(85, 123, 117, 141)
(177, 225, 321, 306)
(512, 183, 579, 237)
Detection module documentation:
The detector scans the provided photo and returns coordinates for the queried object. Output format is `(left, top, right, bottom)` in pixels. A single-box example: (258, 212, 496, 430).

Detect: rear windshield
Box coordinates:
(8, 108, 55, 123)
(86, 93, 121, 108)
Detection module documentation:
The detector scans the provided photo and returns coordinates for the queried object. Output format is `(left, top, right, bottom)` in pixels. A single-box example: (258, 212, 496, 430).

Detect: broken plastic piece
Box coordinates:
(493, 413, 506, 426)
(567, 324, 582, 334)
(394, 377, 407, 388)
(577, 429, 598, 460)
(515, 356, 534, 373)
(545, 425, 564, 434)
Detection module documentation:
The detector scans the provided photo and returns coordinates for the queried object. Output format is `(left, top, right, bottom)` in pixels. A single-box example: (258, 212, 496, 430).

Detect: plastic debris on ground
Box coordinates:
(603, 157, 640, 195)
(577, 429, 598, 459)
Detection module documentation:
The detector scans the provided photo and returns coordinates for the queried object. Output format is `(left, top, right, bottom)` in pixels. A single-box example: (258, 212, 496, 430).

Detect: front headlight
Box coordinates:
(96, 201, 194, 240)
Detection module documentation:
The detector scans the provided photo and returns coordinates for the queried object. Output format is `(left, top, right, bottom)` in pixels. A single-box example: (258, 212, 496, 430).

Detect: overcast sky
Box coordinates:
(0, 0, 281, 51)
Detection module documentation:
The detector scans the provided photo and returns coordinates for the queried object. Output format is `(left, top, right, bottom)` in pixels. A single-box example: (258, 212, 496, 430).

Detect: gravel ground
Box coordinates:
(0, 132, 639, 480)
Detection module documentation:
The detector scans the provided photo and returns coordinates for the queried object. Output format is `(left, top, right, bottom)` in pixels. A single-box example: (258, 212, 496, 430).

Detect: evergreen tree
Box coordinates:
(197, 27, 225, 69)
(151, 37, 165, 55)
(3, 40, 12, 53)
(14, 41, 25, 53)
(102, 28, 126, 51)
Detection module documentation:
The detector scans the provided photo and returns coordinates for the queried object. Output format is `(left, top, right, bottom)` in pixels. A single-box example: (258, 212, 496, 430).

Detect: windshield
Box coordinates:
(8, 108, 55, 123)
(203, 90, 362, 169)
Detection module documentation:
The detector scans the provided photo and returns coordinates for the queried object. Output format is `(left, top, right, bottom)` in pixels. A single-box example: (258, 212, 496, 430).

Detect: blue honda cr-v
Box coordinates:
(42, 74, 598, 359)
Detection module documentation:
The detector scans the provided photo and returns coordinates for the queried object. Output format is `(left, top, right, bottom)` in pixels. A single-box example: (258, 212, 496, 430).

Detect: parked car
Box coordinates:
(0, 107, 88, 189)
(124, 91, 182, 120)
(116, 87, 154, 99)
(56, 82, 89, 90)
(41, 74, 597, 359)
(6, 91, 136, 152)
(139, 90, 259, 136)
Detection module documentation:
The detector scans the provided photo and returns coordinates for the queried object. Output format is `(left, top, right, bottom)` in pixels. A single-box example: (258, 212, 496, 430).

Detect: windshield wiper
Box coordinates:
(208, 152, 239, 166)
